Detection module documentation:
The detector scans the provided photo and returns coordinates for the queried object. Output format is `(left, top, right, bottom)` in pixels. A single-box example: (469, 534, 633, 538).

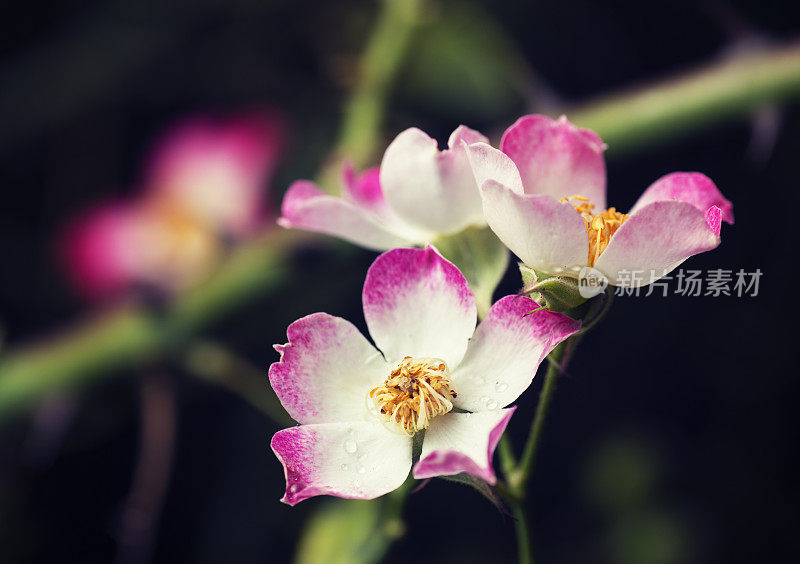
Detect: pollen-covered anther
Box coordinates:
(560, 195, 629, 266)
(368, 356, 457, 435)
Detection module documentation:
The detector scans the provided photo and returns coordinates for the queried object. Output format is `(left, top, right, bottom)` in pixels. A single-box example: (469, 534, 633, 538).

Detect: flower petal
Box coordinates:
(481, 180, 589, 274)
(463, 142, 525, 194)
(594, 200, 721, 286)
(342, 164, 386, 214)
(341, 164, 436, 242)
(629, 172, 734, 234)
(269, 313, 389, 424)
(448, 124, 489, 147)
(145, 112, 285, 237)
(272, 421, 412, 506)
(278, 180, 418, 250)
(413, 408, 515, 484)
(500, 114, 607, 207)
(363, 247, 476, 368)
(451, 296, 581, 411)
(379, 127, 487, 235)
(61, 202, 143, 297)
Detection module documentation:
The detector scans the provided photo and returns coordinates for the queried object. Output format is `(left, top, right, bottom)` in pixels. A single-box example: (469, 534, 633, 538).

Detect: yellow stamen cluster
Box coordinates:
(560, 195, 629, 266)
(368, 356, 457, 435)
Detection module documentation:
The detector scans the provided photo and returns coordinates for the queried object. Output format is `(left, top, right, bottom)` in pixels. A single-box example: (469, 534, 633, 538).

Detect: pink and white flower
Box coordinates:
(62, 111, 286, 299)
(465, 115, 734, 287)
(269, 247, 580, 505)
(145, 111, 286, 238)
(278, 126, 489, 250)
(62, 200, 221, 298)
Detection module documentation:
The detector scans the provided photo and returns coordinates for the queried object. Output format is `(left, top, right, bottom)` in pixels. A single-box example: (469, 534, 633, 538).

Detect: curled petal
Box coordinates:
(630, 172, 734, 235)
(272, 421, 412, 506)
(278, 180, 417, 250)
(380, 127, 487, 235)
(363, 247, 477, 369)
(269, 313, 388, 425)
(451, 296, 581, 411)
(481, 181, 588, 274)
(413, 408, 515, 485)
(594, 200, 721, 286)
(463, 142, 525, 195)
(448, 124, 490, 147)
(500, 114, 607, 207)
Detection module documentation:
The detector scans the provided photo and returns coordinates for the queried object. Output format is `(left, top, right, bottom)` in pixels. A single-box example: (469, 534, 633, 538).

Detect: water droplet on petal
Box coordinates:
(494, 381, 508, 393)
(357, 465, 366, 474)
(485, 398, 499, 410)
(357, 453, 368, 462)
(344, 439, 357, 454)
(341, 464, 349, 471)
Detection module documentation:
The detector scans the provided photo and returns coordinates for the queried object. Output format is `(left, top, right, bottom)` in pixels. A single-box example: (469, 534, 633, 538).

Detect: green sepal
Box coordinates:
(433, 227, 510, 318)
(518, 263, 588, 313)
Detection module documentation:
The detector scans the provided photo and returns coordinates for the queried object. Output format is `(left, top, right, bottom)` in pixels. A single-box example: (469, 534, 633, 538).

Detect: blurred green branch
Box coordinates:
(316, 0, 424, 192)
(183, 339, 294, 426)
(570, 41, 800, 153)
(0, 229, 302, 423)
(2, 39, 800, 423)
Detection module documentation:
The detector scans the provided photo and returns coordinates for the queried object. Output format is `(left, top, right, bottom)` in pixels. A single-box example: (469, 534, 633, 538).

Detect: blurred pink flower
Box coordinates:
(145, 111, 286, 238)
(62, 200, 221, 298)
(62, 110, 286, 299)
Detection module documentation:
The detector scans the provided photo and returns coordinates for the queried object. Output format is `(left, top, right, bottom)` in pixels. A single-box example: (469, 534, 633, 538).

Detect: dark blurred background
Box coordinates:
(1, 1, 798, 563)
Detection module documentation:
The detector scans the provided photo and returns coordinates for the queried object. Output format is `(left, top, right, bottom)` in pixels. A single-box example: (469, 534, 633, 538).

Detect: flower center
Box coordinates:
(368, 356, 457, 435)
(560, 195, 629, 267)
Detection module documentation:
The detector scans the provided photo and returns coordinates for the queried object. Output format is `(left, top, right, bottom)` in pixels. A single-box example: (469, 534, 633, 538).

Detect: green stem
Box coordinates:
(512, 500, 533, 564)
(316, 0, 423, 192)
(570, 41, 800, 154)
(515, 341, 569, 496)
(0, 229, 306, 423)
(505, 340, 574, 564)
(498, 434, 518, 479)
(182, 340, 294, 426)
(358, 478, 414, 564)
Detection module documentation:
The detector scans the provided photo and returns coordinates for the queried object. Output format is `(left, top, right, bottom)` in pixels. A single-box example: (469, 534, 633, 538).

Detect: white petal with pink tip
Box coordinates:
(380, 127, 488, 235)
(594, 200, 721, 286)
(413, 408, 515, 484)
(451, 296, 581, 412)
(481, 181, 589, 275)
(363, 247, 477, 369)
(272, 421, 412, 506)
(269, 313, 388, 425)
